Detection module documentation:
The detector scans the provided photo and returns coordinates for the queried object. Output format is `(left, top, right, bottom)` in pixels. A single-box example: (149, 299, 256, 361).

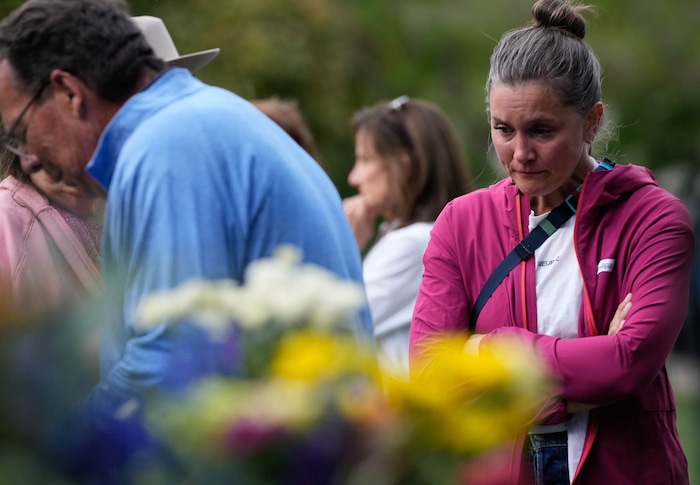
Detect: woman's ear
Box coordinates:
(399, 152, 412, 177)
(584, 101, 604, 143)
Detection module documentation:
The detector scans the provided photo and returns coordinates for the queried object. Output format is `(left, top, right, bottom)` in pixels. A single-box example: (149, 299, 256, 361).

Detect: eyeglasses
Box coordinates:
(1, 80, 49, 159)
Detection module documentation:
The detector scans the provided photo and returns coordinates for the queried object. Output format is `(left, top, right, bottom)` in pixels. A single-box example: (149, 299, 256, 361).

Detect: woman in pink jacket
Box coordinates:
(0, 149, 103, 316)
(410, 0, 693, 483)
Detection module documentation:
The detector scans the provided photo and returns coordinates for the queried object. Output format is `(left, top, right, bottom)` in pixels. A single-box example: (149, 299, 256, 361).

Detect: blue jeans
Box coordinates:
(528, 431, 569, 485)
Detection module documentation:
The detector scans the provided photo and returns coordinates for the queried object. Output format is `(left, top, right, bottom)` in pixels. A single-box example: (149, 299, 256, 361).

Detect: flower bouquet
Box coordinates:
(134, 245, 550, 485)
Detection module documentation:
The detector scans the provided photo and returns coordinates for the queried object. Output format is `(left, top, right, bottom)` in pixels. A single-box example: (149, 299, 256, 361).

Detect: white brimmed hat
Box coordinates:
(131, 16, 220, 72)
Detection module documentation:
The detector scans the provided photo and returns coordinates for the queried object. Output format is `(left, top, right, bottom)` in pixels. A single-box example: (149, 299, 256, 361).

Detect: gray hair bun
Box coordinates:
(532, 0, 588, 40)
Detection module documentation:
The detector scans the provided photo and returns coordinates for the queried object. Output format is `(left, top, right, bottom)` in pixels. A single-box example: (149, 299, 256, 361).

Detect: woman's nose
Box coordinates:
(347, 163, 361, 187)
(513, 135, 534, 163)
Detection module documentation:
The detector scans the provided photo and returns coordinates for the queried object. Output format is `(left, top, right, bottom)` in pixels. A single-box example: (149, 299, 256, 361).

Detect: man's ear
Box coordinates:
(585, 101, 604, 143)
(48, 69, 87, 117)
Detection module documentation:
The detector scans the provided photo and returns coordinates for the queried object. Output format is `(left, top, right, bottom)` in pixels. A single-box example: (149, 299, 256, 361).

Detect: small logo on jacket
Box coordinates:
(597, 258, 615, 274)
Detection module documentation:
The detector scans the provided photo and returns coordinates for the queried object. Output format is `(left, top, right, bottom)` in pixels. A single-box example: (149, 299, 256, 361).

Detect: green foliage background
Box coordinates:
(0, 1, 697, 481)
(2, 0, 698, 196)
(142, 0, 700, 198)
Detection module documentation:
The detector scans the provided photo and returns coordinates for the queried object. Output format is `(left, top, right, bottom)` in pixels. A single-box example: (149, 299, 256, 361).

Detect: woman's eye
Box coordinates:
(533, 127, 554, 136)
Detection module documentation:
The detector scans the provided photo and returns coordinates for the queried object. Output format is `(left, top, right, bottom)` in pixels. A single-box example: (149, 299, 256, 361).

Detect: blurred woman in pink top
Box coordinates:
(0, 149, 103, 315)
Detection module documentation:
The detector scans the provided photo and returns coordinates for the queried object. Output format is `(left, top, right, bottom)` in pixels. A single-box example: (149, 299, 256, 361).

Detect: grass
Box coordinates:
(669, 354, 699, 484)
(677, 395, 699, 484)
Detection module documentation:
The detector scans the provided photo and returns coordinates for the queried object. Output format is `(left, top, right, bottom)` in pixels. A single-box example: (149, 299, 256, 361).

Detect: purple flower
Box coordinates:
(221, 418, 289, 454)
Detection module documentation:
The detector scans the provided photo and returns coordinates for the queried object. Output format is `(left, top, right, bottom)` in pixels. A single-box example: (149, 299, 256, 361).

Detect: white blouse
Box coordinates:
(363, 221, 433, 374)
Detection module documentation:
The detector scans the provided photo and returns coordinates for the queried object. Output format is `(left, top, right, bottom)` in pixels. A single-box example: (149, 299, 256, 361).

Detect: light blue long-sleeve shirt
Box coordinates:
(71, 69, 371, 463)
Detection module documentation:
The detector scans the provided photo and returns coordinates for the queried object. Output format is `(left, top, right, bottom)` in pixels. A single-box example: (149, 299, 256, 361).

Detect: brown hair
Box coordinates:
(0, 148, 25, 182)
(252, 97, 320, 163)
(351, 97, 472, 225)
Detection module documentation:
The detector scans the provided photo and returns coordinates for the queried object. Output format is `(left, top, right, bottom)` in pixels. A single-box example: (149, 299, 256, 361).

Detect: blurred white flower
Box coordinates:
(135, 245, 366, 339)
(135, 279, 243, 340)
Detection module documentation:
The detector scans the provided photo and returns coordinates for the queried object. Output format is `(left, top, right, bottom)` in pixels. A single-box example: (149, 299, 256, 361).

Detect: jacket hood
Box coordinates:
(488, 162, 660, 236)
(496, 162, 659, 210)
(582, 162, 658, 209)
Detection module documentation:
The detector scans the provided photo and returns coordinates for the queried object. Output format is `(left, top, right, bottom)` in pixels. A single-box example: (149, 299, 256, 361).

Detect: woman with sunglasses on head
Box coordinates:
(343, 96, 472, 374)
(410, 0, 693, 483)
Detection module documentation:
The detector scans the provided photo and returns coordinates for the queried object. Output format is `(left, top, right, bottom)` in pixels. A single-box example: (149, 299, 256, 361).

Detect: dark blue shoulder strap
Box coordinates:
(468, 158, 615, 330)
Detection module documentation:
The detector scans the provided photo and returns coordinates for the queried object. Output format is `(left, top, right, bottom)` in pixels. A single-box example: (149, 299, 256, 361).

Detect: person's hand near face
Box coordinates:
(342, 194, 377, 249)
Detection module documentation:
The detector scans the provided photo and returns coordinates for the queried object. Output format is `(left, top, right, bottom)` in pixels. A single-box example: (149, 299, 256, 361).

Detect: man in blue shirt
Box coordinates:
(0, 0, 372, 479)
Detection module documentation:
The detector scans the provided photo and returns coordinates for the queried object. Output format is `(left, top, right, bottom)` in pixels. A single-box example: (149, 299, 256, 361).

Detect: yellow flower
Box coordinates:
(269, 330, 376, 382)
(382, 335, 551, 454)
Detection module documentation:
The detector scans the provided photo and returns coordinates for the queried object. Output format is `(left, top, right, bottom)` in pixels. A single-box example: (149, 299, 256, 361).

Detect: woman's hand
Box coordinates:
(566, 293, 633, 414)
(343, 195, 378, 249)
(608, 293, 632, 335)
(464, 334, 485, 355)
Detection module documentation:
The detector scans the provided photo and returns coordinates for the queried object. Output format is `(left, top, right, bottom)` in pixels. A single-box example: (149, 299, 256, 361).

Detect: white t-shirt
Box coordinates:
(529, 211, 587, 483)
(363, 221, 433, 374)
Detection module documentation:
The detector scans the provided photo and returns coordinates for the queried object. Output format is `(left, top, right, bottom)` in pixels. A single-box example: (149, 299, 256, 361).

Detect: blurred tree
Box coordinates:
(1, 0, 698, 195)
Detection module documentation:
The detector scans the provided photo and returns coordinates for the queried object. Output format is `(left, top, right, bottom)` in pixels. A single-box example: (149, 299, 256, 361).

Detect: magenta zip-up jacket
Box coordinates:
(411, 162, 693, 484)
